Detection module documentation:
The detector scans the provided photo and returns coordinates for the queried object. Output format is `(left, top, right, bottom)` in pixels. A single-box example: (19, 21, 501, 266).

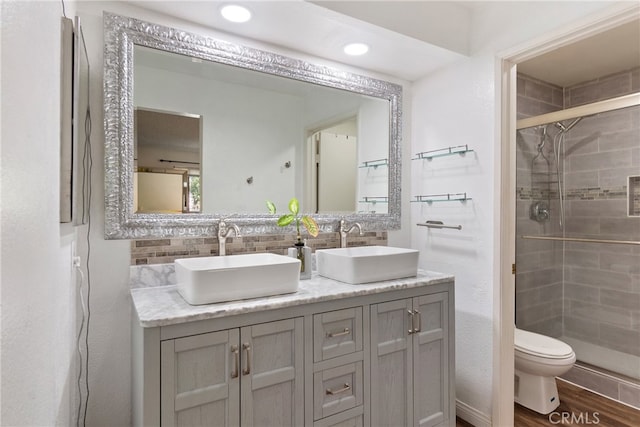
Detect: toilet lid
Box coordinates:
(515, 328, 574, 359)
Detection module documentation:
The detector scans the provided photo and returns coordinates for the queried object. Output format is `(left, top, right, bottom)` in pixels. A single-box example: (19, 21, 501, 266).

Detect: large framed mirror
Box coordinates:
(104, 13, 402, 239)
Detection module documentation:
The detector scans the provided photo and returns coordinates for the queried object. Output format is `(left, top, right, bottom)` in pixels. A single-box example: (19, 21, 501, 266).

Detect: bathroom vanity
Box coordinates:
(131, 269, 455, 427)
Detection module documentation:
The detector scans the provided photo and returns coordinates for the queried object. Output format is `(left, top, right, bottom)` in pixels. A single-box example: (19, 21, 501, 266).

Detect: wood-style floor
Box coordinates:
(456, 379, 640, 426)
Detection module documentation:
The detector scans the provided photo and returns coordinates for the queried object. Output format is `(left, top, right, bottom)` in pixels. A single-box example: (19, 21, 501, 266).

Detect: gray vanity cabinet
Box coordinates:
(132, 274, 455, 427)
(160, 318, 304, 427)
(370, 292, 451, 427)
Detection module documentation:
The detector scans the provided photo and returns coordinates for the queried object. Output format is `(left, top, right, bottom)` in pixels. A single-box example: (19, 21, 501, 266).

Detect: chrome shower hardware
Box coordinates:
(553, 117, 583, 229)
(530, 201, 550, 223)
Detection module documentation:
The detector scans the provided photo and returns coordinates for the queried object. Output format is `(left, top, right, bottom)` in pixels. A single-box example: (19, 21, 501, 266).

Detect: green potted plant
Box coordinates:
(267, 198, 318, 278)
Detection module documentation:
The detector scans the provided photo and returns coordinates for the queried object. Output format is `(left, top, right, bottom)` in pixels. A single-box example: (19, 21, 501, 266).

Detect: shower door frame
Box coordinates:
(495, 4, 640, 426)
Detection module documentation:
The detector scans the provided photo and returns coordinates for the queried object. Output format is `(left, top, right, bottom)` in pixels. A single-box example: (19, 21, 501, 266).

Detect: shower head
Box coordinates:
(565, 117, 583, 132)
(551, 115, 583, 231)
(554, 117, 583, 133)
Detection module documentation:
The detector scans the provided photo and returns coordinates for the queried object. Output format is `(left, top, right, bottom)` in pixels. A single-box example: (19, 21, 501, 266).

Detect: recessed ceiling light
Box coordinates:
(220, 5, 252, 23)
(343, 43, 369, 56)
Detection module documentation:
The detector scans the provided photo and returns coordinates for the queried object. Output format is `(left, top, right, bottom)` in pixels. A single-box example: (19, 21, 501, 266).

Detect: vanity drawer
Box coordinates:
(313, 307, 363, 362)
(314, 408, 363, 427)
(313, 361, 363, 420)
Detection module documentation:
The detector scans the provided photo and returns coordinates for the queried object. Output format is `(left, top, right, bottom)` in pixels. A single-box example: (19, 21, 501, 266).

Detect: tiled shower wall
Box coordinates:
(131, 231, 387, 265)
(516, 74, 565, 337)
(516, 68, 640, 355)
(561, 105, 640, 357)
(565, 67, 640, 108)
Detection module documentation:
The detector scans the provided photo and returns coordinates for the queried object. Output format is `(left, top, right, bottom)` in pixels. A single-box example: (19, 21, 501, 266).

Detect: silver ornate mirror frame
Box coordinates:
(103, 12, 402, 239)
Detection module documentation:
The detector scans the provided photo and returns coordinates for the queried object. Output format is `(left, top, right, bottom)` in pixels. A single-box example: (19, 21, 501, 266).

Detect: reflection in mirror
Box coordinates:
(133, 45, 389, 215)
(134, 108, 202, 213)
(310, 117, 358, 213)
(104, 13, 402, 239)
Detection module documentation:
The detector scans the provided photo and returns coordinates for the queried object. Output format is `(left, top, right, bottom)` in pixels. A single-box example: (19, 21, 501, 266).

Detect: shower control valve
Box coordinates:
(530, 201, 550, 223)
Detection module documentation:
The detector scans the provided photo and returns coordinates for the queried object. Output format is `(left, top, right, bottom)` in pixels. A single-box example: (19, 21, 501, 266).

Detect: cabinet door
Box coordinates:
(370, 299, 413, 427)
(413, 292, 449, 427)
(161, 329, 240, 427)
(240, 317, 304, 427)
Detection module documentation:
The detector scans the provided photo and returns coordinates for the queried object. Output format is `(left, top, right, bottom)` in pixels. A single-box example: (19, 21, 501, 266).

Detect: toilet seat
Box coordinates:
(515, 328, 574, 359)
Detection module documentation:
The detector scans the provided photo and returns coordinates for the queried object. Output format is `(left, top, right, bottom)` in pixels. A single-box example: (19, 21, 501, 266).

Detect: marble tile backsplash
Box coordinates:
(129, 263, 175, 288)
(130, 231, 387, 265)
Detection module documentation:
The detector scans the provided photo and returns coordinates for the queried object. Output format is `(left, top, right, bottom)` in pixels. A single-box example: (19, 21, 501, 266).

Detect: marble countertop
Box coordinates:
(131, 269, 454, 328)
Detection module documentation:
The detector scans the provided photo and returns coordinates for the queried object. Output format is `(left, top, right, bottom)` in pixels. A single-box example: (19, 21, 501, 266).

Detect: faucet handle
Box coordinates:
(218, 220, 227, 237)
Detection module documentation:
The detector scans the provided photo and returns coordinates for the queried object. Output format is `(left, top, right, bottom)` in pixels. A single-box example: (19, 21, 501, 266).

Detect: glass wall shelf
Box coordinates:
(413, 145, 473, 160)
(359, 158, 388, 169)
(359, 196, 388, 204)
(411, 193, 471, 203)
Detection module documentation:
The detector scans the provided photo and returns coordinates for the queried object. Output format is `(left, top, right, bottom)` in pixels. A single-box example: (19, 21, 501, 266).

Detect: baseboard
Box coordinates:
(456, 400, 492, 427)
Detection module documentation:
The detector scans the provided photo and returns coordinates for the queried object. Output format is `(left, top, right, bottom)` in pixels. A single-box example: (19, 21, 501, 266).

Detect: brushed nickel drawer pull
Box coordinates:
(242, 343, 251, 375)
(326, 327, 350, 338)
(230, 345, 239, 379)
(408, 310, 414, 334)
(326, 383, 351, 395)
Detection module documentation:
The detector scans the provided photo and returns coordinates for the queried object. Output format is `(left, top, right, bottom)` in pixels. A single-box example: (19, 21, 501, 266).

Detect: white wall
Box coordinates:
(1, 1, 78, 425)
(411, 1, 619, 421)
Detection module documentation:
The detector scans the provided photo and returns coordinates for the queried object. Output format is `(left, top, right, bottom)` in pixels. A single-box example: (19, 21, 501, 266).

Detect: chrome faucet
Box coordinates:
(339, 219, 363, 248)
(217, 220, 240, 256)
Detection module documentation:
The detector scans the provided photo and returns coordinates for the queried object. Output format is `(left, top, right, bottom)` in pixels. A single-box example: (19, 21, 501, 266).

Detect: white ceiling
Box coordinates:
(129, 1, 639, 85)
(128, 0, 468, 81)
(308, 1, 472, 55)
(136, 109, 200, 152)
(518, 19, 640, 87)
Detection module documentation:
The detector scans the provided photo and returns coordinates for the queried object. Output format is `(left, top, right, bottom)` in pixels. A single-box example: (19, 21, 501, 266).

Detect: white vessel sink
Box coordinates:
(316, 246, 419, 284)
(175, 253, 300, 305)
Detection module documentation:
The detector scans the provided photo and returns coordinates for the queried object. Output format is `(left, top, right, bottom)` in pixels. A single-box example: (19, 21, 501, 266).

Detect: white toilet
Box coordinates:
(514, 327, 576, 414)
